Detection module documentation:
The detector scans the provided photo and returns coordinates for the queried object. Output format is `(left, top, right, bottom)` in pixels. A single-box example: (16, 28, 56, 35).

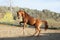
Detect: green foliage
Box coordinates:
(0, 11, 14, 23)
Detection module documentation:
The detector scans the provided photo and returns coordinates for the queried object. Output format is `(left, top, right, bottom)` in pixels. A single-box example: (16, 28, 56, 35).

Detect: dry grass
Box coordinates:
(0, 24, 60, 40)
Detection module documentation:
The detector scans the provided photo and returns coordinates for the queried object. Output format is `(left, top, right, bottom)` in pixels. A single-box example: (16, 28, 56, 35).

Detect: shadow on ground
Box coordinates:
(0, 33, 60, 40)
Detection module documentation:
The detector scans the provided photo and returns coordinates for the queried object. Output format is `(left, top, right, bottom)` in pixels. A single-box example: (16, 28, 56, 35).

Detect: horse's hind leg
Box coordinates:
(37, 27, 41, 36)
(33, 23, 42, 36)
(32, 28, 39, 36)
(32, 26, 41, 36)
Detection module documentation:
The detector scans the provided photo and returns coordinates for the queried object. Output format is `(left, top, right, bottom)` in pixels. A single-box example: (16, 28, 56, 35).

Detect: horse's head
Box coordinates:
(17, 10, 25, 19)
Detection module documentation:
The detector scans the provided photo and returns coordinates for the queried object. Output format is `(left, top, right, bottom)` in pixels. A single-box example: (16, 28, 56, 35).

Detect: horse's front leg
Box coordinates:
(23, 22, 27, 29)
(23, 22, 27, 35)
(19, 22, 22, 26)
(19, 21, 23, 26)
(23, 20, 28, 35)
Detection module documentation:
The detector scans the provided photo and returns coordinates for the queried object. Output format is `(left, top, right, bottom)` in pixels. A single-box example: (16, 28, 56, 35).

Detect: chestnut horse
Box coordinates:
(17, 10, 48, 36)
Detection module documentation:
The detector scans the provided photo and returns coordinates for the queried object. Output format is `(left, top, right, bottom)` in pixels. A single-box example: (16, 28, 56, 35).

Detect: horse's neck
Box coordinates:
(25, 13, 30, 17)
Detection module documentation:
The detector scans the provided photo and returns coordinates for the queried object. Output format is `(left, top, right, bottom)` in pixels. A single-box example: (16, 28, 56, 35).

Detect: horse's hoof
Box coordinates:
(31, 35, 35, 37)
(36, 35, 40, 37)
(31, 34, 38, 37)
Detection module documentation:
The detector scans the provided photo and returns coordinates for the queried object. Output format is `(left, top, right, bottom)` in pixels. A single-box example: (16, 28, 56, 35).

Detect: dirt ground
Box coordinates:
(0, 24, 60, 40)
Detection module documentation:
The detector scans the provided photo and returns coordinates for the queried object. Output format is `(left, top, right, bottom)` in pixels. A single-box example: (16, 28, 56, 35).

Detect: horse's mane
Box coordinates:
(24, 11, 30, 17)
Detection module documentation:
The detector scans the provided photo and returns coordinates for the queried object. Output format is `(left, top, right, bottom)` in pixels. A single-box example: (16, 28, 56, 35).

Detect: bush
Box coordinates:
(0, 11, 14, 23)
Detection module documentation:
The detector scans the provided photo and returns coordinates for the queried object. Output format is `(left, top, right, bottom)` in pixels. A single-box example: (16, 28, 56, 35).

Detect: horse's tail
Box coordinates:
(42, 20, 48, 30)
